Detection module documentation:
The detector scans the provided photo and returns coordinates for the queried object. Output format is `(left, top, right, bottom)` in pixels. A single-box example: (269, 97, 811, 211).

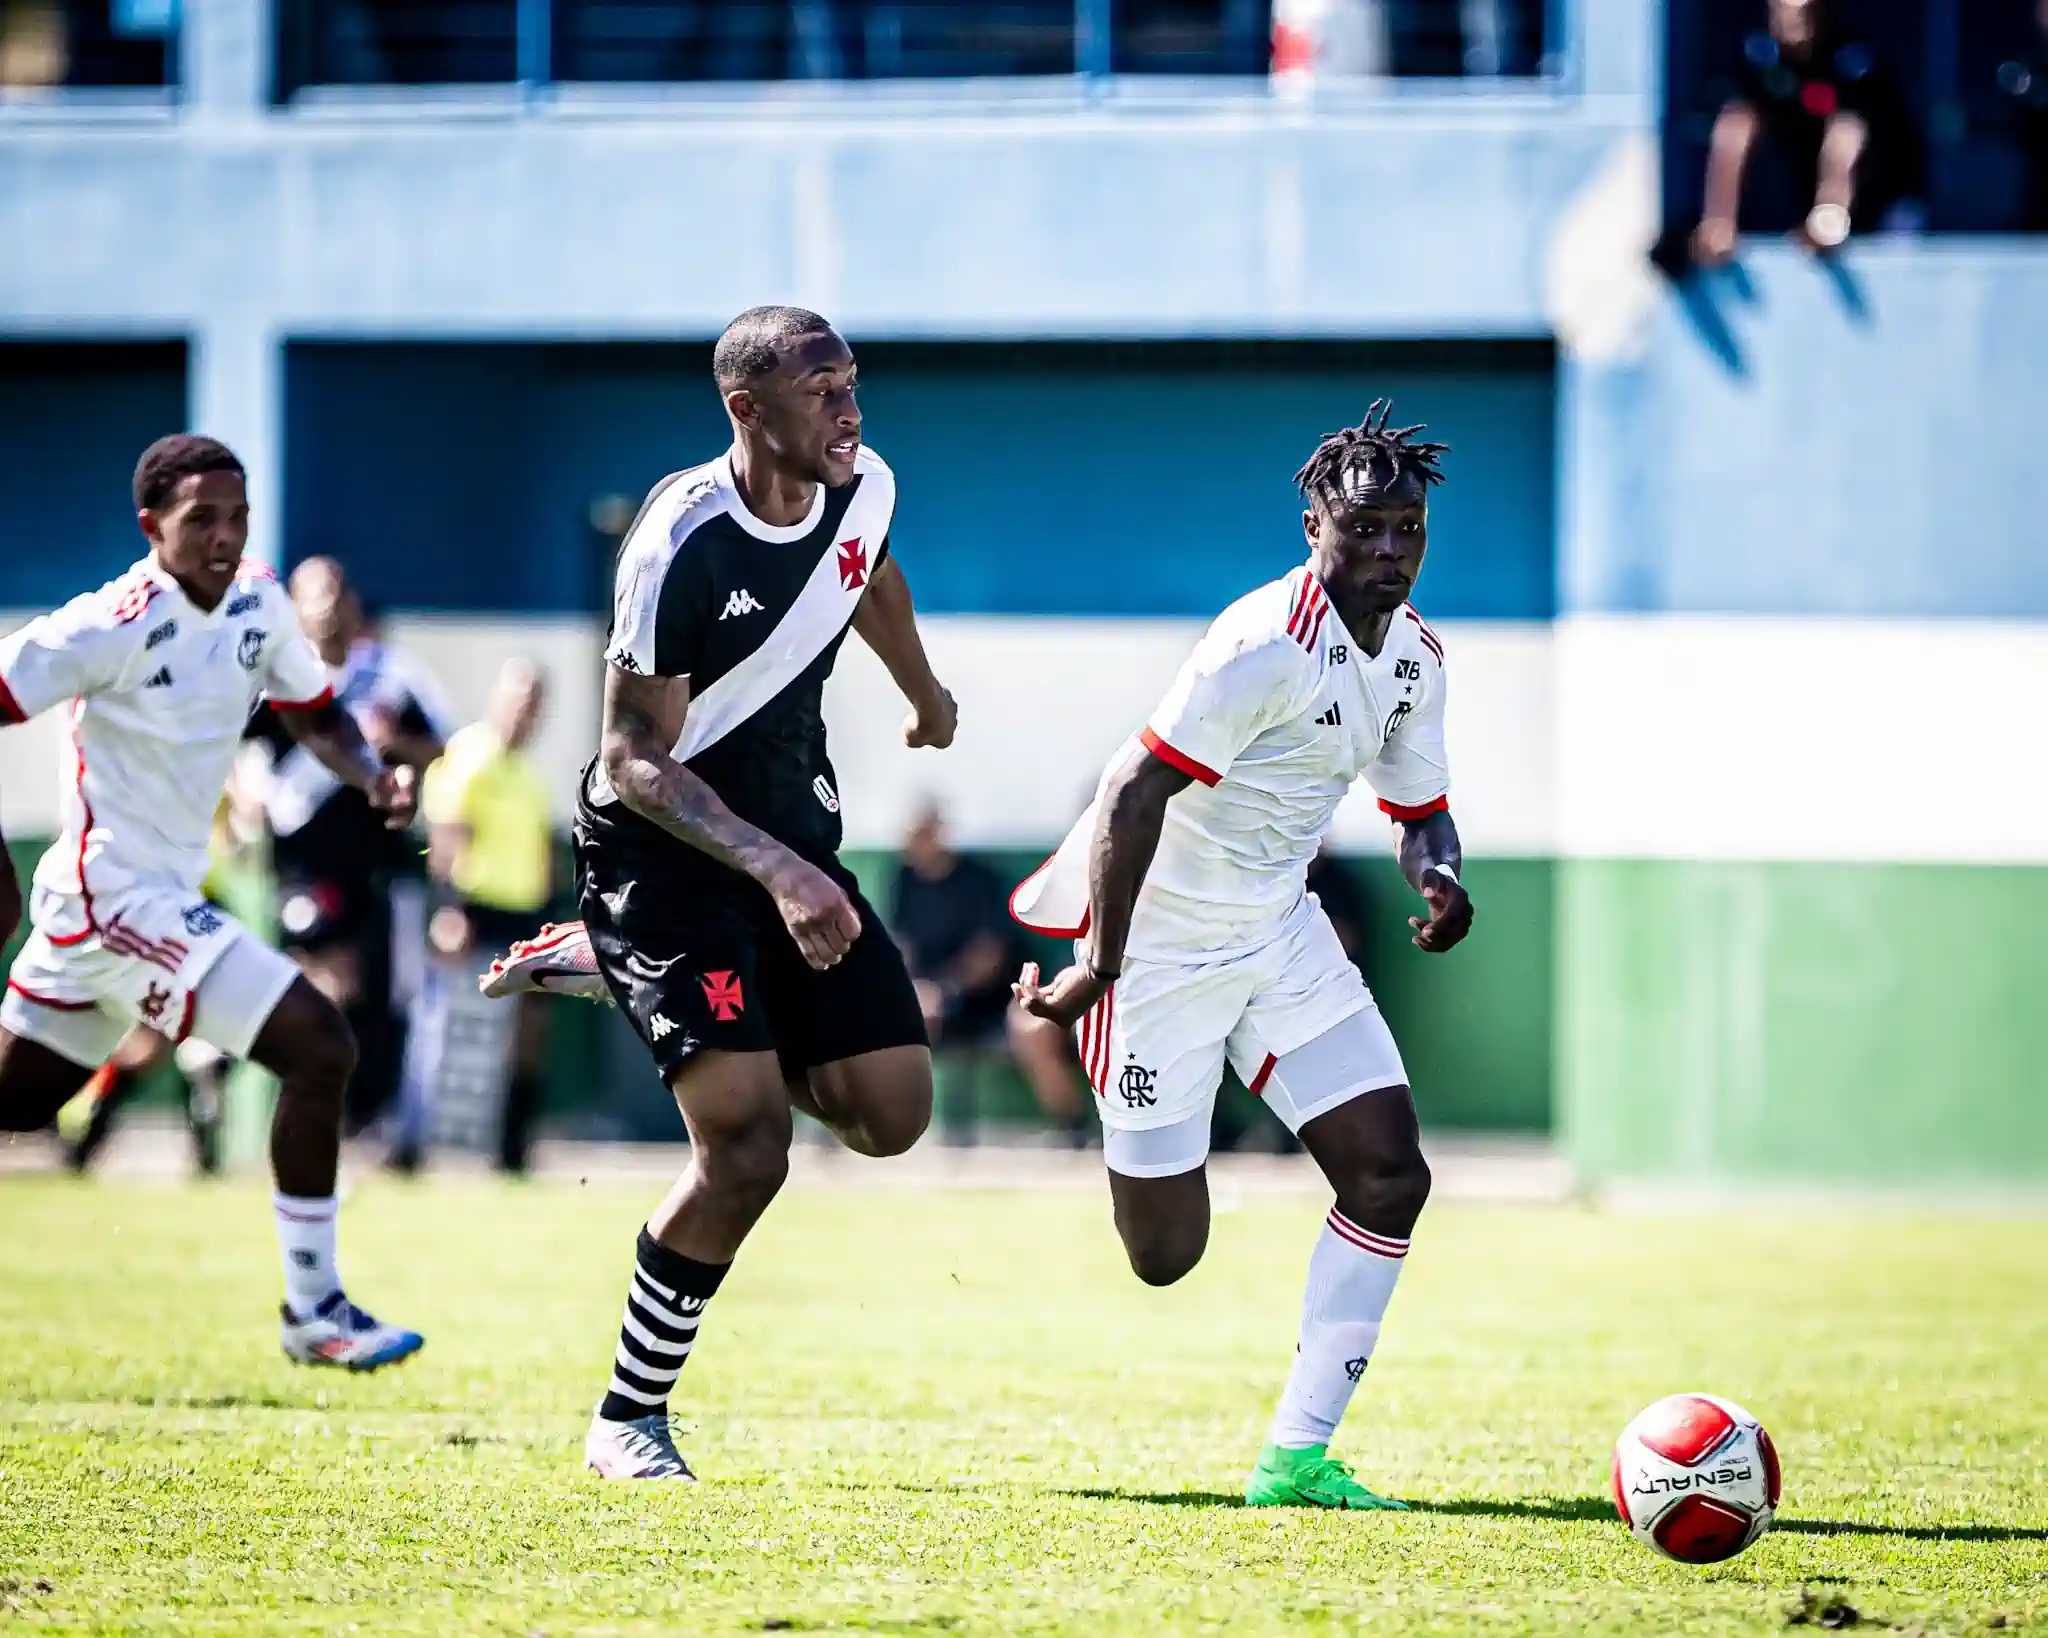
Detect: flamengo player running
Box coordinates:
(1012, 404, 1472, 1510)
(484, 308, 956, 1480)
(0, 436, 424, 1370)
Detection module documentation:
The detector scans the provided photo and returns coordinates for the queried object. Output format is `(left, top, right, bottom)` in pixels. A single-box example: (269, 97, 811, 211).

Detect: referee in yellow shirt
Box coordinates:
(419, 659, 554, 1172)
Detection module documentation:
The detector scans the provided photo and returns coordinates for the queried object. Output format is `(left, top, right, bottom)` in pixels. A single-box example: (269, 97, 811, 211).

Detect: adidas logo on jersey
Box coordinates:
(648, 1014, 677, 1041)
(1314, 703, 1342, 727)
(142, 666, 173, 689)
(719, 589, 766, 621)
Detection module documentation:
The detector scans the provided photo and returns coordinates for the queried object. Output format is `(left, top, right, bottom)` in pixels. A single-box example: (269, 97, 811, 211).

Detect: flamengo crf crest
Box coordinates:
(1117, 1060, 1157, 1108)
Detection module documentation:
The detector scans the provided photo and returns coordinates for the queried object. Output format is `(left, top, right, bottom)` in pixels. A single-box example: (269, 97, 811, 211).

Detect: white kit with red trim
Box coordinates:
(1012, 563, 1450, 965)
(0, 557, 329, 1052)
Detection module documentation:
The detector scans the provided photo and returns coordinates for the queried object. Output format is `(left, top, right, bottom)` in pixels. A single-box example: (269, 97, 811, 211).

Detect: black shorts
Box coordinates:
(576, 817, 927, 1084)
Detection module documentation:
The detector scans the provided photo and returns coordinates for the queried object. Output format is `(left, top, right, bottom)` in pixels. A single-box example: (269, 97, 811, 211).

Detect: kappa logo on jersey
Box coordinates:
(140, 982, 173, 1024)
(1384, 700, 1414, 740)
(236, 629, 266, 672)
(182, 904, 225, 937)
(719, 589, 767, 621)
(610, 650, 643, 674)
(145, 621, 178, 650)
(648, 1014, 677, 1041)
(142, 667, 173, 690)
(699, 971, 745, 1022)
(225, 592, 261, 618)
(1117, 1059, 1158, 1109)
(812, 775, 840, 814)
(1314, 703, 1342, 728)
(836, 537, 868, 591)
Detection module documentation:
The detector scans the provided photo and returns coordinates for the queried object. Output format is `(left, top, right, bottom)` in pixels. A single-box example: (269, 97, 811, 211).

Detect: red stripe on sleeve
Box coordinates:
(1378, 794, 1449, 821)
(1139, 727, 1221, 787)
(0, 673, 23, 725)
(268, 684, 336, 714)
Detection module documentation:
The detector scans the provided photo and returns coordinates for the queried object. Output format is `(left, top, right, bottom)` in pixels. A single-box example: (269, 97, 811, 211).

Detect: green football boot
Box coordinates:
(1244, 1443, 1409, 1510)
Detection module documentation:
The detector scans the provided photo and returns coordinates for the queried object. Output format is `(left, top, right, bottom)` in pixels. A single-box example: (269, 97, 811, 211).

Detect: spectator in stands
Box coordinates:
(1692, 0, 1921, 268)
(889, 802, 1017, 1144)
(248, 559, 447, 1138)
(412, 658, 555, 1173)
(1997, 0, 2048, 231)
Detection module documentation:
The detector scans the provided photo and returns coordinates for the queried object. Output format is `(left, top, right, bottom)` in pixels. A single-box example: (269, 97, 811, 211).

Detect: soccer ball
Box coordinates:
(1610, 1393, 1781, 1563)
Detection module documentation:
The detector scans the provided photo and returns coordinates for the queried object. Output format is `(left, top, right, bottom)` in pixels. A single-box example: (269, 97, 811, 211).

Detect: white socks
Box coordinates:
(1267, 1206, 1410, 1450)
(273, 1193, 341, 1317)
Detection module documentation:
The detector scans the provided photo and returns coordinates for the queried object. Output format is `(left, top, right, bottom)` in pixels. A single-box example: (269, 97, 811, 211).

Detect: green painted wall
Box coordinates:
(1557, 860, 2048, 1184)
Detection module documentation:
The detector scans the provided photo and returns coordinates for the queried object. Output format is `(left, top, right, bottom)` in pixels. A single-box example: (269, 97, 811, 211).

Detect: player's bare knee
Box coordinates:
(1337, 1139, 1431, 1233)
(1125, 1229, 1204, 1288)
(695, 1107, 792, 1210)
(860, 1081, 931, 1157)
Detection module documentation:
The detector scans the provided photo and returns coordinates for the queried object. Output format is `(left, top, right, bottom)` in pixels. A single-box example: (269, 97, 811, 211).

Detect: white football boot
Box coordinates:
(280, 1293, 426, 1372)
(584, 1408, 696, 1480)
(478, 921, 611, 1003)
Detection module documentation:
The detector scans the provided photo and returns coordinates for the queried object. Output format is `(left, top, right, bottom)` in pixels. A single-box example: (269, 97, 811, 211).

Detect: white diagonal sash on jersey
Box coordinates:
(591, 532, 862, 807)
(671, 539, 862, 762)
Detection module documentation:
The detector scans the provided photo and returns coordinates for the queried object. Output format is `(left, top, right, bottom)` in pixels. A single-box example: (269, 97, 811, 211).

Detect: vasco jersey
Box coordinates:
(582, 445, 895, 865)
(0, 557, 332, 924)
(1012, 565, 1450, 964)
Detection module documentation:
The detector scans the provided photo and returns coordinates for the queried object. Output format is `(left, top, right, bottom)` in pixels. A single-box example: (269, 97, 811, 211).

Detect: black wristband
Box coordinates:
(1086, 959, 1121, 984)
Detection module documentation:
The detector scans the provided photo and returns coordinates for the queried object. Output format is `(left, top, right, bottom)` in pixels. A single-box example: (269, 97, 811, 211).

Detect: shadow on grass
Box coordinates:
(1411, 1496, 2048, 1543)
(1059, 1490, 2048, 1543)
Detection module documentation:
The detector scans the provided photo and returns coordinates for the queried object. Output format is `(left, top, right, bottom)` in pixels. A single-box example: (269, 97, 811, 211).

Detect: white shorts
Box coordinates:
(1, 882, 300, 1069)
(1079, 897, 1410, 1178)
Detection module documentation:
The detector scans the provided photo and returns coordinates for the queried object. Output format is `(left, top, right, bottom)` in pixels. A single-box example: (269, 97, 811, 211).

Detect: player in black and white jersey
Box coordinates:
(485, 307, 957, 1479)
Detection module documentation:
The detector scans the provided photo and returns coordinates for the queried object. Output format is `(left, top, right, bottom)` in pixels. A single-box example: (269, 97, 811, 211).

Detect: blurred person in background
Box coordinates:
(406, 658, 555, 1174)
(890, 801, 1089, 1145)
(245, 558, 446, 1137)
(1997, 0, 2048, 231)
(1690, 0, 1921, 268)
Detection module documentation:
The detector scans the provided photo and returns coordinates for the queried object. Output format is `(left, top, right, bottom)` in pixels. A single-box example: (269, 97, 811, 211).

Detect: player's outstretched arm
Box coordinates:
(278, 701, 419, 831)
(599, 665, 860, 971)
(1396, 808, 1474, 954)
(1014, 748, 1193, 1029)
(851, 557, 956, 750)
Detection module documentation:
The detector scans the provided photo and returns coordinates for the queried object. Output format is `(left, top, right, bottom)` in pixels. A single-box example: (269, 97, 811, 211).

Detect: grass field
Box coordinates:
(0, 1174, 2043, 1636)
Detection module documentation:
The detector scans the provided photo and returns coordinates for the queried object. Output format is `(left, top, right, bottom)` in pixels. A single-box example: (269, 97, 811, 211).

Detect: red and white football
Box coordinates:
(1611, 1392, 1782, 1563)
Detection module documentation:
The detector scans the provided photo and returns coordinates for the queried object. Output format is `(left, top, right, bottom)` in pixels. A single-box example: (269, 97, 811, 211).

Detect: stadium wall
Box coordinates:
(1557, 245, 2048, 1187)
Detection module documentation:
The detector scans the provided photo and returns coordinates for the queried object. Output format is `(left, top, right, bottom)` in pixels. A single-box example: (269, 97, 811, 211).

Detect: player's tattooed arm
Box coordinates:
(1014, 748, 1193, 1030)
(1396, 808, 1473, 954)
(852, 557, 957, 750)
(277, 701, 419, 830)
(599, 666, 860, 970)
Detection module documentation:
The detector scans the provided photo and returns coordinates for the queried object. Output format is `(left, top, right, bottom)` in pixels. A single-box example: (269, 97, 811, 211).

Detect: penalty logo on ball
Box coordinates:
(1611, 1392, 1782, 1564)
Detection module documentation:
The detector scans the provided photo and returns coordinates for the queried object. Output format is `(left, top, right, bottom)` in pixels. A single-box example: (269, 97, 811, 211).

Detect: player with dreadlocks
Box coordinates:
(1012, 402, 1472, 1510)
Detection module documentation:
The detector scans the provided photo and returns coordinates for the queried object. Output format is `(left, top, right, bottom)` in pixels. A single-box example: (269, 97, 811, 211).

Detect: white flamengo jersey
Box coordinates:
(1011, 564, 1450, 964)
(0, 557, 332, 932)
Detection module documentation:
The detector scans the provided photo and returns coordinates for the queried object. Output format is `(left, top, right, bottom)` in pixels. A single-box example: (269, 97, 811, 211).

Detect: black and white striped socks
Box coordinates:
(596, 1228, 728, 1425)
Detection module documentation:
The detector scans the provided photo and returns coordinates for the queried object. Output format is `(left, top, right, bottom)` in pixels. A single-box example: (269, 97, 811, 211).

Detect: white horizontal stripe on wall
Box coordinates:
(1, 612, 1556, 856)
(825, 617, 1557, 855)
(1557, 616, 2048, 864)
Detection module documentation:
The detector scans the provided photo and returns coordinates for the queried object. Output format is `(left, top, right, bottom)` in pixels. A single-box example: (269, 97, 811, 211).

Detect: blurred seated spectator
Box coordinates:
(891, 803, 1089, 1145)
(1997, 0, 2048, 231)
(1691, 0, 1922, 268)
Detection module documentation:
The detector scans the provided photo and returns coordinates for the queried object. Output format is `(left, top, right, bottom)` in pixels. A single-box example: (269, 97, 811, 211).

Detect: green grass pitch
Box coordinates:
(0, 1175, 2042, 1635)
